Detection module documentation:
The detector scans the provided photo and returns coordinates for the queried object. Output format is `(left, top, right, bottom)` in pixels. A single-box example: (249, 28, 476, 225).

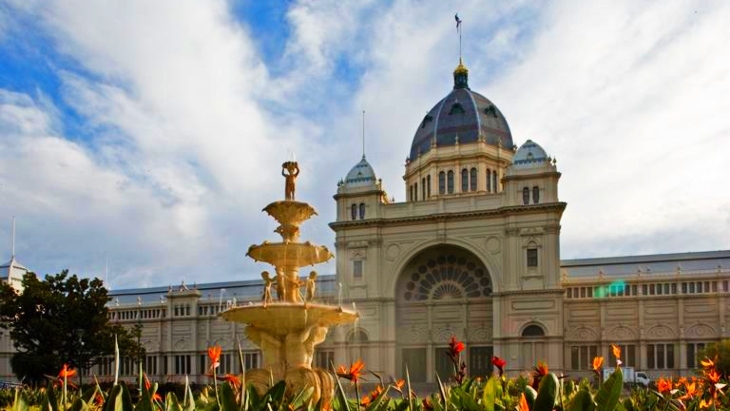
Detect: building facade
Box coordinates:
(0, 59, 728, 385)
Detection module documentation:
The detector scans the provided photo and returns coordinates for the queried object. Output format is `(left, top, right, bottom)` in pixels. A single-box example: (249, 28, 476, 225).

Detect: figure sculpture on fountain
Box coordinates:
(282, 161, 299, 201)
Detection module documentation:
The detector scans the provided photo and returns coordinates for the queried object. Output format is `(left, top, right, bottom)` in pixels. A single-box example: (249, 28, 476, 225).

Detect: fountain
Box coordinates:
(220, 161, 358, 403)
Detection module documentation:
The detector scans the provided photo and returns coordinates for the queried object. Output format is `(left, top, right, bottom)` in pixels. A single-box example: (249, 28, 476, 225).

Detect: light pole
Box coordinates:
(137, 297, 142, 385)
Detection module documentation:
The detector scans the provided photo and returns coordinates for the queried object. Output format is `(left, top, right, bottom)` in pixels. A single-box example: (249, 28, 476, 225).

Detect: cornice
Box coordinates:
(329, 202, 567, 231)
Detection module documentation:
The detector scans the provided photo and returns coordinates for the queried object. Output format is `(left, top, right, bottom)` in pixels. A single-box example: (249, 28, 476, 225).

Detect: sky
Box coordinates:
(0, 0, 728, 289)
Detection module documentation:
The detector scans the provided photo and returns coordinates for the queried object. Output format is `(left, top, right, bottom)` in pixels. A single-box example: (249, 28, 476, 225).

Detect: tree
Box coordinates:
(697, 340, 730, 377)
(0, 270, 143, 384)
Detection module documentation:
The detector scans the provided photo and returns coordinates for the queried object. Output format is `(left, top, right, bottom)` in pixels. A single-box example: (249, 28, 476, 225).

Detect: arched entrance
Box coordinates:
(520, 323, 547, 369)
(395, 245, 494, 383)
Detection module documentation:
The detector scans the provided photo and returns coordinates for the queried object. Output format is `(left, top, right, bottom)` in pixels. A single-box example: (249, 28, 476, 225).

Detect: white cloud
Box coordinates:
(0, 0, 728, 288)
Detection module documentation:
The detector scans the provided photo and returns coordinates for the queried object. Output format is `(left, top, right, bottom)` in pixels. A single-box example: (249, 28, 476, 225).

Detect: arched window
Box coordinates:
(470, 168, 477, 191)
(522, 325, 545, 337)
(447, 171, 454, 194)
(461, 169, 468, 192)
(532, 186, 540, 204)
(359, 203, 365, 219)
(438, 172, 445, 194)
(421, 178, 426, 200)
(492, 171, 498, 193)
(486, 169, 492, 192)
(351, 204, 357, 220)
(523, 187, 530, 205)
(414, 182, 418, 201)
(427, 175, 431, 198)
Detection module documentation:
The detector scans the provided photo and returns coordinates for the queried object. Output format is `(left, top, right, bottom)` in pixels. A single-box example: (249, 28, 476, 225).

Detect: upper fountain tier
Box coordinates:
(245, 200, 333, 267)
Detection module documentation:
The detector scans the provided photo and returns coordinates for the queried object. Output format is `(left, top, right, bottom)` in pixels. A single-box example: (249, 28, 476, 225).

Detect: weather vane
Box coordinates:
(455, 13, 463, 60)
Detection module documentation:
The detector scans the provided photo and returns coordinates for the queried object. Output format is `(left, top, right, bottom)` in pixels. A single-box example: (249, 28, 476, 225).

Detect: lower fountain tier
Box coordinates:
(219, 303, 358, 336)
(246, 242, 333, 267)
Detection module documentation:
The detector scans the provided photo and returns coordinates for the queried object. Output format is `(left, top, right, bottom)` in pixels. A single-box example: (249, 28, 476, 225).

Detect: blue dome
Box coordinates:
(513, 140, 549, 168)
(344, 156, 377, 187)
(409, 61, 513, 160)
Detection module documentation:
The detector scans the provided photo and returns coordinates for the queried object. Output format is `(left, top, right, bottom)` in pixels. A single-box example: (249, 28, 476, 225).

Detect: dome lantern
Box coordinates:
(453, 58, 469, 89)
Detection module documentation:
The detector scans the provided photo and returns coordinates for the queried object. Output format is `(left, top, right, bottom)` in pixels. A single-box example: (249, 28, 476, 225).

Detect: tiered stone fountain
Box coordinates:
(220, 161, 358, 403)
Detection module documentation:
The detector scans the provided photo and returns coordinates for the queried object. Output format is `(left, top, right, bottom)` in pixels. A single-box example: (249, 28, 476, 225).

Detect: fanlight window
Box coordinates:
(522, 325, 545, 337)
(402, 252, 492, 302)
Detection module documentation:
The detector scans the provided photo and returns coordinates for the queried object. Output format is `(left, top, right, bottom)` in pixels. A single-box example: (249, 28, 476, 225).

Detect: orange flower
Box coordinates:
(531, 361, 549, 390)
(337, 359, 365, 383)
(448, 335, 465, 357)
(678, 381, 697, 400)
(58, 364, 77, 378)
(592, 356, 604, 372)
(491, 356, 507, 376)
(705, 369, 721, 385)
(657, 377, 672, 394)
(223, 374, 241, 389)
(208, 345, 222, 369)
(700, 357, 715, 369)
(360, 394, 372, 407)
(393, 379, 405, 392)
(611, 344, 622, 366)
(518, 393, 530, 411)
(143, 374, 162, 401)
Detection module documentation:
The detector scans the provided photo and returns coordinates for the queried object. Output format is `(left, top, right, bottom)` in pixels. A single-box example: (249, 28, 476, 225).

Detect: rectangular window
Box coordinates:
(642, 284, 648, 295)
(682, 282, 688, 293)
(402, 348, 427, 383)
(671, 283, 677, 294)
(435, 347, 454, 382)
(570, 345, 598, 370)
(587, 287, 593, 298)
(609, 345, 635, 367)
(244, 351, 260, 371)
(353, 260, 363, 279)
(439, 172, 445, 194)
(315, 350, 334, 370)
(647, 344, 674, 370)
(580, 287, 586, 298)
(526, 249, 538, 267)
(567, 288, 572, 298)
(469, 346, 493, 378)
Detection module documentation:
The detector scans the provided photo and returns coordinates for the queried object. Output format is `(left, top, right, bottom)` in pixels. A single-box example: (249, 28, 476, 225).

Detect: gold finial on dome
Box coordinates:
(454, 58, 469, 75)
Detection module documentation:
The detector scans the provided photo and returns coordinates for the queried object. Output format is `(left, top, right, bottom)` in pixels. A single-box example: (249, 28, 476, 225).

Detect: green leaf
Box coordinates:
(220, 382, 239, 411)
(533, 373, 559, 411)
(102, 383, 134, 411)
(523, 385, 537, 411)
(43, 382, 59, 411)
(165, 392, 182, 411)
(435, 373, 447, 410)
(12, 389, 29, 411)
(482, 376, 497, 411)
(595, 367, 622, 411)
(566, 389, 595, 411)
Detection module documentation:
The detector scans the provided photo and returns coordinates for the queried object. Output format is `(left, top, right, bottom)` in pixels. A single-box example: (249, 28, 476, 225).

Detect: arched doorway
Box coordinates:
(520, 323, 547, 369)
(395, 245, 494, 383)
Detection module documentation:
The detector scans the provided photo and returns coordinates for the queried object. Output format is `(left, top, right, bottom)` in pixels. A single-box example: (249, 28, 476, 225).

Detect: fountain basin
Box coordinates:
(220, 303, 358, 336)
(263, 201, 317, 226)
(246, 242, 333, 267)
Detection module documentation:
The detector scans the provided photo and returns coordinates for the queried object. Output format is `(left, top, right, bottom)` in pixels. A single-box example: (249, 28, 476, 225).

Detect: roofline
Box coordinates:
(560, 250, 730, 268)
